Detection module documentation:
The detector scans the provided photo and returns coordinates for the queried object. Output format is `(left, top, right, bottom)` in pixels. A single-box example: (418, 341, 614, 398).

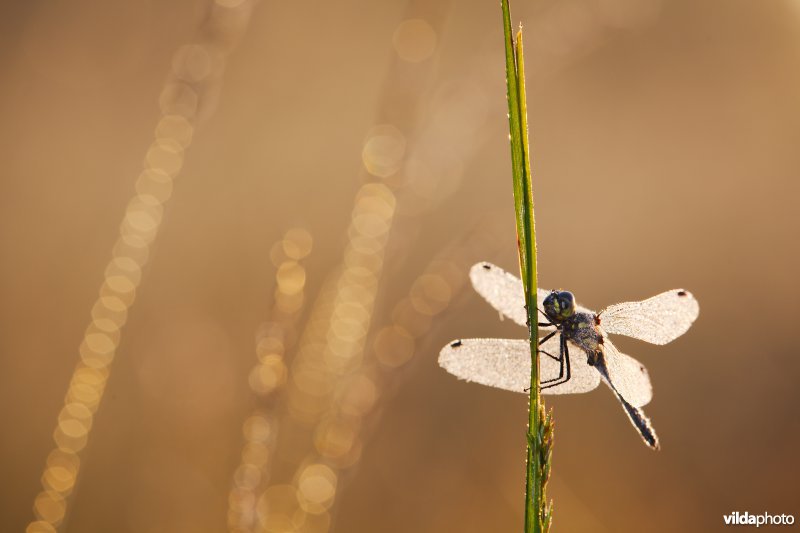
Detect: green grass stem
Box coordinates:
(500, 1, 554, 531)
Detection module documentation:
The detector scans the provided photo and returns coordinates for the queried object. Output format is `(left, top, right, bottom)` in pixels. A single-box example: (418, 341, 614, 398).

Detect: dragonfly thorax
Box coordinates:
(561, 311, 604, 364)
(543, 290, 576, 323)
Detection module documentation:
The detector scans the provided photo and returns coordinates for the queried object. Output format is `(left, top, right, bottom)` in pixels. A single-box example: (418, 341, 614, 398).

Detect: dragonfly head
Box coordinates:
(543, 290, 575, 322)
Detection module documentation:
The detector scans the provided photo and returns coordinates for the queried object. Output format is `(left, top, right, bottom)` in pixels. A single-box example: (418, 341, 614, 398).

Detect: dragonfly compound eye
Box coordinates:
(543, 290, 575, 321)
(557, 291, 575, 318)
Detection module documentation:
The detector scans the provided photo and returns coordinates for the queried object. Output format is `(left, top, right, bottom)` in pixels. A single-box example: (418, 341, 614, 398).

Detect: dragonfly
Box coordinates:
(438, 262, 699, 449)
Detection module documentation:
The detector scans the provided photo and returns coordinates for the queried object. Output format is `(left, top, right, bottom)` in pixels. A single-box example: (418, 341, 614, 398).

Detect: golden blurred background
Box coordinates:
(1, 0, 799, 531)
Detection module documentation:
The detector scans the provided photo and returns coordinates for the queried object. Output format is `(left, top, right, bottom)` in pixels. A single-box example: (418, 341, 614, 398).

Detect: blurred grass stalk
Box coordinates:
(500, 1, 554, 531)
(26, 4, 257, 532)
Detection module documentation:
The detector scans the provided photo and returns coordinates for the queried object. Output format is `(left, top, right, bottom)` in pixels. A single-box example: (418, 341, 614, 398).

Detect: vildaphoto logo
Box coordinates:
(723, 512, 795, 527)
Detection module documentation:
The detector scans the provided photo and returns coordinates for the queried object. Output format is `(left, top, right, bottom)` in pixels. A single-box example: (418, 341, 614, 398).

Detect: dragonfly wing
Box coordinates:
(469, 263, 538, 327)
(438, 337, 600, 395)
(600, 289, 699, 345)
(439, 338, 530, 392)
(469, 262, 592, 329)
(596, 338, 653, 407)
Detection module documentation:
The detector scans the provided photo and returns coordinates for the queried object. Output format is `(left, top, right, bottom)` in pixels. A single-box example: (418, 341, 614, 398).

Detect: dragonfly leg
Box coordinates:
(537, 308, 551, 322)
(538, 330, 557, 346)
(538, 331, 559, 362)
(541, 334, 565, 385)
(539, 348, 559, 362)
(541, 334, 572, 389)
(525, 344, 560, 391)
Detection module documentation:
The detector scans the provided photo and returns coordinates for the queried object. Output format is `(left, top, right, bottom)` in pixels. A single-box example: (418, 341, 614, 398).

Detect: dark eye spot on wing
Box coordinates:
(677, 290, 687, 297)
(482, 264, 491, 270)
(640, 365, 645, 372)
(450, 340, 463, 348)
